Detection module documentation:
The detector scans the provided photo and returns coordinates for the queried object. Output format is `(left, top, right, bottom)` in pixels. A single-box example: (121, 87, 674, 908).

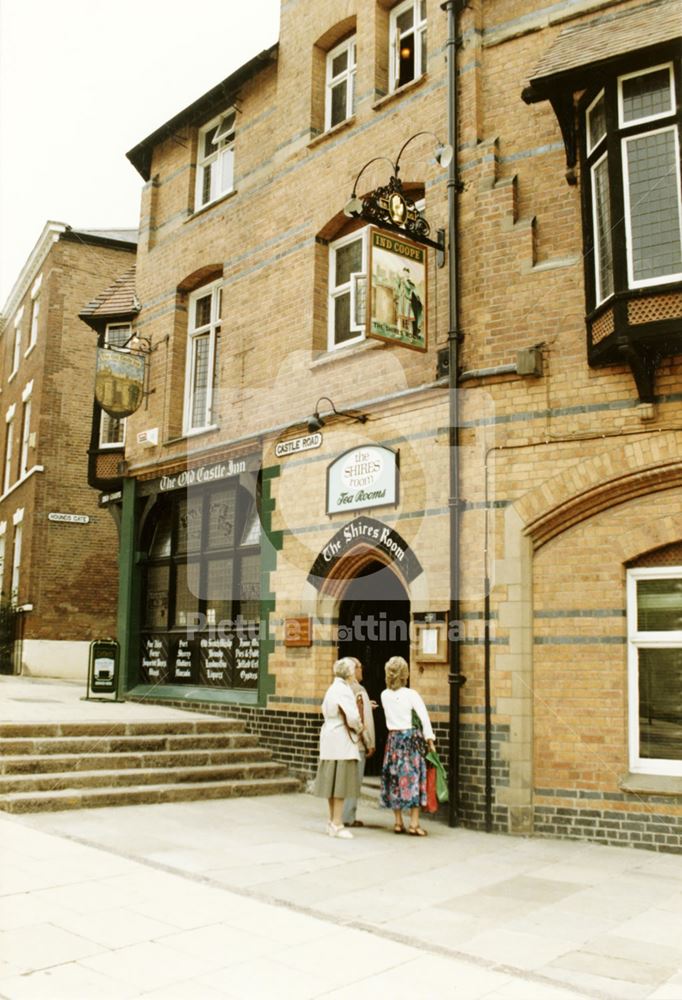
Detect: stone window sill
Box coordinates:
(619, 772, 682, 796)
(308, 116, 357, 149)
(372, 74, 427, 113)
(187, 189, 238, 222)
(309, 337, 386, 370)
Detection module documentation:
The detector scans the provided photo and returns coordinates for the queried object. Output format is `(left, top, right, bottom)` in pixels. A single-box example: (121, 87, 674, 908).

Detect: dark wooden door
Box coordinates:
(338, 561, 410, 775)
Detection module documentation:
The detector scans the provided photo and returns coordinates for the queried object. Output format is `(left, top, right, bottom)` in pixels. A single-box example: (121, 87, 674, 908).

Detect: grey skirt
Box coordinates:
(313, 758, 360, 799)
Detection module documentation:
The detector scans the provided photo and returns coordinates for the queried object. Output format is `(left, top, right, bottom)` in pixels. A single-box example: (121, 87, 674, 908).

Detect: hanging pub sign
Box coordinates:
(367, 228, 427, 352)
(327, 445, 398, 515)
(95, 347, 145, 418)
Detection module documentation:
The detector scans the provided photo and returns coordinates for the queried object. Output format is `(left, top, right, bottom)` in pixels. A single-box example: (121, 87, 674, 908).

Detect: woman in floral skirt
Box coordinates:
(380, 656, 435, 836)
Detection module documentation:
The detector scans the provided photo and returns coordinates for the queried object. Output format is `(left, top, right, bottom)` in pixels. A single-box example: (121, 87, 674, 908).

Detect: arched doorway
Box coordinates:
(337, 560, 410, 775)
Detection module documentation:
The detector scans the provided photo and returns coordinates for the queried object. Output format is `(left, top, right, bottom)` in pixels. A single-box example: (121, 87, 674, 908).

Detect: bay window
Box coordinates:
(99, 323, 131, 448)
(584, 61, 682, 309)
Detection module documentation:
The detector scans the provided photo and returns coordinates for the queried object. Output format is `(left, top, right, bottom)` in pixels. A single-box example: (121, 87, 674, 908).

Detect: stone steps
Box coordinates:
(0, 777, 301, 813)
(0, 719, 300, 813)
(0, 719, 242, 738)
(0, 746, 271, 775)
(0, 760, 289, 794)
(0, 732, 258, 756)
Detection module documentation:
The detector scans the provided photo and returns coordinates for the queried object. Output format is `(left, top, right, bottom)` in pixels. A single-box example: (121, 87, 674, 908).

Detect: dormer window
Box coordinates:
(196, 111, 236, 210)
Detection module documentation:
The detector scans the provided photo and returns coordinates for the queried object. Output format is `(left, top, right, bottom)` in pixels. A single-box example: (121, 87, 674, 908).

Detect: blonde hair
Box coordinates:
(385, 655, 409, 690)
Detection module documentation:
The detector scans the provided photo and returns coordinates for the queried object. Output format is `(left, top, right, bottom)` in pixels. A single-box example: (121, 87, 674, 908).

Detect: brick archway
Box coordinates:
(514, 431, 682, 549)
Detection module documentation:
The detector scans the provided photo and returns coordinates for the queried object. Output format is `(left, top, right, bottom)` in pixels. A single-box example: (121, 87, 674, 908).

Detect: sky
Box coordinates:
(0, 0, 281, 309)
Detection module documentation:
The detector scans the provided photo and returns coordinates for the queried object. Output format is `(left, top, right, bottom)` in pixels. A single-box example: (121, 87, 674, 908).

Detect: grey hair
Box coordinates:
(385, 655, 409, 690)
(333, 657, 357, 680)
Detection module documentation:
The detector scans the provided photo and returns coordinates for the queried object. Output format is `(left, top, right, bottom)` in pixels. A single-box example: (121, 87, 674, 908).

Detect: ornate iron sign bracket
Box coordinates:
(348, 175, 445, 252)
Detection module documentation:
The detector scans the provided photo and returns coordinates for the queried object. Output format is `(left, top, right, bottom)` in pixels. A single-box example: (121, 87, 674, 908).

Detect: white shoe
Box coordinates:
(329, 822, 353, 839)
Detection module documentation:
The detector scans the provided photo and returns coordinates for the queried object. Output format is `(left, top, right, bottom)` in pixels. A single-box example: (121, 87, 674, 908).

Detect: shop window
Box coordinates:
(328, 228, 367, 350)
(627, 567, 682, 776)
(326, 35, 356, 130)
(195, 110, 236, 211)
(390, 0, 427, 92)
(141, 477, 260, 690)
(584, 62, 682, 308)
(99, 323, 131, 448)
(184, 280, 221, 434)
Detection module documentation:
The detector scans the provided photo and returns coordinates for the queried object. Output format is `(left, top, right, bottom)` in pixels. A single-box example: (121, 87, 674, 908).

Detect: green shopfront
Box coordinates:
(120, 454, 266, 702)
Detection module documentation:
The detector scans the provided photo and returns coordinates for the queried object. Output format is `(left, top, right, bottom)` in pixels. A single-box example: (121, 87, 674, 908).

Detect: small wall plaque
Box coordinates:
(284, 616, 313, 647)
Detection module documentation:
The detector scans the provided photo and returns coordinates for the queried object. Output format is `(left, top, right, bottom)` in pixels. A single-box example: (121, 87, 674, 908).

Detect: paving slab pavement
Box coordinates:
(2, 792, 681, 1000)
(0, 676, 219, 724)
(1, 676, 681, 999)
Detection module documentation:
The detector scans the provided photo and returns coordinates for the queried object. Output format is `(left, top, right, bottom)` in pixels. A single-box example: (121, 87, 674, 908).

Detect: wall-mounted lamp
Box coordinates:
(307, 396, 368, 433)
(121, 332, 153, 355)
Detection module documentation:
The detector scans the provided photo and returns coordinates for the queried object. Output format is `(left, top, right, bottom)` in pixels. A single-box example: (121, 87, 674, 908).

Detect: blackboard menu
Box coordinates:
(140, 636, 169, 684)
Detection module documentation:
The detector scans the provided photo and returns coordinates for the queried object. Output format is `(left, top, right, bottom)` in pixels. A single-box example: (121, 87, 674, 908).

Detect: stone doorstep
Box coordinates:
(0, 747, 272, 774)
(0, 775, 302, 813)
(0, 733, 259, 756)
(0, 719, 244, 738)
(0, 760, 289, 794)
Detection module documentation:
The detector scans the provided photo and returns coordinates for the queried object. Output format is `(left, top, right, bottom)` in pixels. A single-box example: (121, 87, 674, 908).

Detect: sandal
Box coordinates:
(394, 823, 405, 834)
(408, 826, 427, 837)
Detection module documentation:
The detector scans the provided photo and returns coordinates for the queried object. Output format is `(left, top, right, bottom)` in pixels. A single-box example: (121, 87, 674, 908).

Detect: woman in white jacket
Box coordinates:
(380, 655, 435, 836)
(313, 657, 365, 839)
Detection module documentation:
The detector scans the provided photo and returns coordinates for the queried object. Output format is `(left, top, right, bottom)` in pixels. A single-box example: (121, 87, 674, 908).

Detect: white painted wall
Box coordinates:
(20, 640, 90, 681)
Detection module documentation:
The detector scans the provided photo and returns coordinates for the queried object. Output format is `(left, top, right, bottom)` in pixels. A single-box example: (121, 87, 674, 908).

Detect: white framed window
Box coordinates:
(328, 229, 367, 351)
(627, 567, 682, 776)
(584, 61, 682, 306)
(622, 123, 682, 288)
(3, 405, 15, 494)
(390, 0, 427, 92)
(10, 307, 23, 380)
(27, 274, 42, 352)
(195, 110, 236, 210)
(11, 508, 23, 602)
(325, 35, 356, 130)
(618, 63, 675, 128)
(590, 151, 614, 304)
(99, 323, 131, 448)
(19, 381, 33, 478)
(184, 280, 221, 433)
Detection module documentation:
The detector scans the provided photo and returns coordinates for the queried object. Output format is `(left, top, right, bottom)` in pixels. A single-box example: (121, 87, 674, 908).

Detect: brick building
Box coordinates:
(0, 223, 136, 678)
(107, 0, 681, 850)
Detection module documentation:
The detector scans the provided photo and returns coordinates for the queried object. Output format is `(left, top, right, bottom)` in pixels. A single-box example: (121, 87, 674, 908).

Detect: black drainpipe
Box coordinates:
(442, 0, 466, 827)
(484, 450, 493, 831)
